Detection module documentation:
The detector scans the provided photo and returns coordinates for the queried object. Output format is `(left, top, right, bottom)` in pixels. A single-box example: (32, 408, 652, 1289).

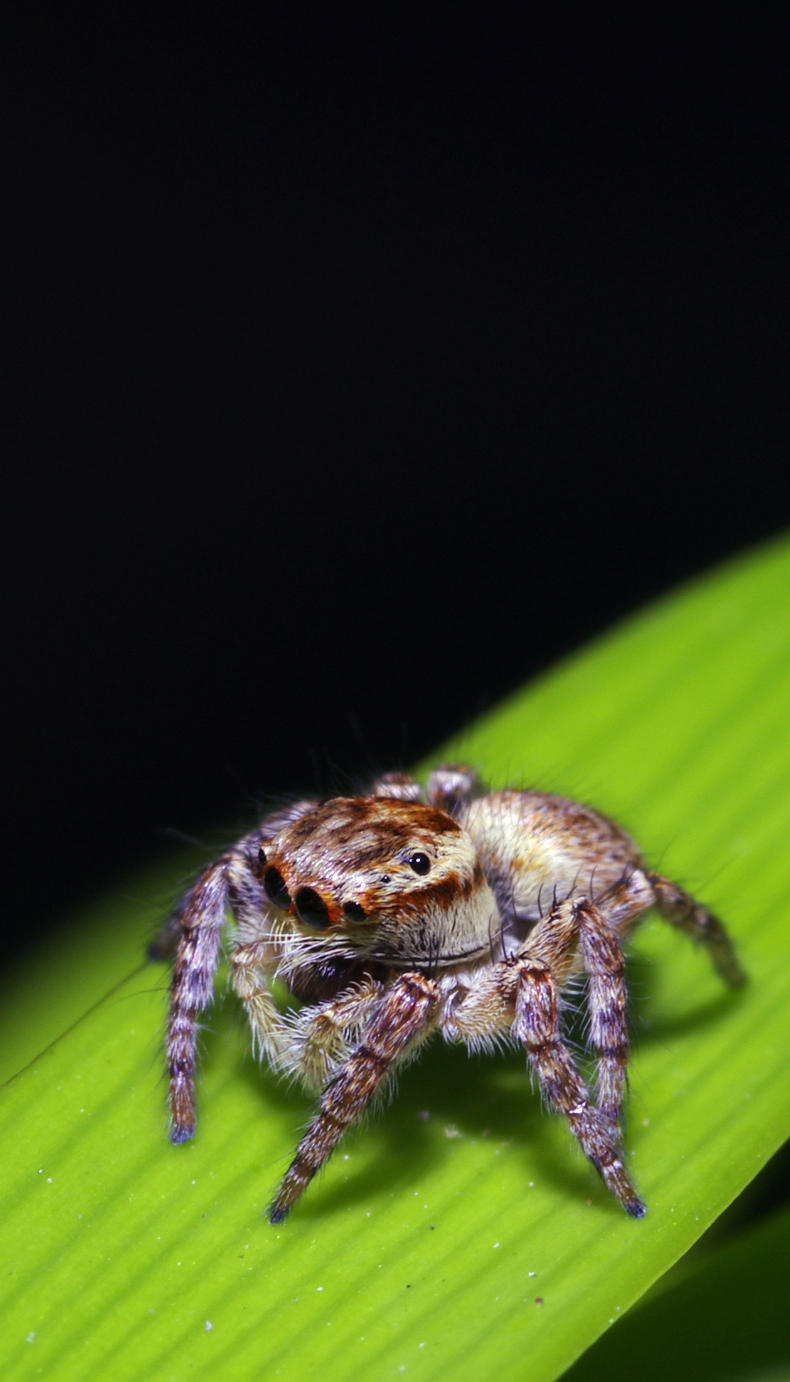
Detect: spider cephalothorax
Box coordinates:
(254, 796, 497, 973)
(153, 764, 744, 1223)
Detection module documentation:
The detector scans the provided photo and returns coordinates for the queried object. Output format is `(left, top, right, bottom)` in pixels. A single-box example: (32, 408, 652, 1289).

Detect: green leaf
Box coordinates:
(3, 534, 790, 1382)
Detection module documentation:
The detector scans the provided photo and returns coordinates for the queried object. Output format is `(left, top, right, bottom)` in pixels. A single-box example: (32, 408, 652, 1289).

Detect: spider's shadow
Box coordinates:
(208, 950, 745, 1220)
(623, 950, 745, 1041)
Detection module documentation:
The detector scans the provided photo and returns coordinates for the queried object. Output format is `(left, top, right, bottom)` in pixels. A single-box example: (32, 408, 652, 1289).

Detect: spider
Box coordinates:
(152, 764, 744, 1223)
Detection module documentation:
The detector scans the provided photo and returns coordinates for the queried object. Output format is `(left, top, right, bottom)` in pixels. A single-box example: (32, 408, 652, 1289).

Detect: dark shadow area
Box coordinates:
(165, 937, 756, 1222)
(268, 1039, 605, 1220)
(564, 1145, 790, 1382)
(625, 951, 749, 1044)
(5, 11, 788, 971)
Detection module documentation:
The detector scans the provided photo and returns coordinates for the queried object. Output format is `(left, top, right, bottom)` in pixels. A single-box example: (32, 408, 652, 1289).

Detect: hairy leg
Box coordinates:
(513, 958, 645, 1217)
(517, 880, 641, 1129)
(165, 827, 272, 1141)
(439, 947, 644, 1215)
(277, 978, 385, 1088)
(269, 972, 440, 1222)
(166, 856, 232, 1141)
(231, 949, 384, 1090)
(647, 872, 746, 985)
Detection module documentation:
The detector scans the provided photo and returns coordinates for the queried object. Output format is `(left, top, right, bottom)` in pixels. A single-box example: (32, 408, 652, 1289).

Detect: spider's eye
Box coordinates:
(407, 852, 431, 875)
(256, 846, 267, 869)
(343, 900, 367, 923)
(295, 886, 331, 929)
(264, 865, 291, 910)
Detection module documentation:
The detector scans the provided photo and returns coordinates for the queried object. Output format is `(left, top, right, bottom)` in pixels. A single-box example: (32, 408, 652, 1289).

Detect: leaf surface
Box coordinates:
(3, 535, 789, 1382)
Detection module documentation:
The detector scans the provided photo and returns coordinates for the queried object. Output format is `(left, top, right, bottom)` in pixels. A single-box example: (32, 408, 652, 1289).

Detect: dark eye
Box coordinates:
(295, 886, 331, 929)
(263, 865, 291, 909)
(343, 900, 367, 923)
(407, 852, 431, 875)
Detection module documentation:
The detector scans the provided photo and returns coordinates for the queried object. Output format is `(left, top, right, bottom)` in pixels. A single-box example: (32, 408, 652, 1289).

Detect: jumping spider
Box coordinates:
(153, 764, 744, 1223)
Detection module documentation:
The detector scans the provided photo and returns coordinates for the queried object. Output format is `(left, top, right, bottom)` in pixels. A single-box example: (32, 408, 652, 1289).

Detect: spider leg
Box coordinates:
(574, 899, 630, 1132)
(232, 953, 384, 1090)
(276, 979, 385, 1089)
(368, 770, 423, 801)
(440, 964, 518, 1048)
(230, 939, 293, 1069)
(426, 763, 484, 815)
(646, 872, 746, 985)
(513, 958, 645, 1217)
(164, 824, 271, 1142)
(518, 873, 654, 1132)
(165, 854, 233, 1142)
(268, 972, 440, 1223)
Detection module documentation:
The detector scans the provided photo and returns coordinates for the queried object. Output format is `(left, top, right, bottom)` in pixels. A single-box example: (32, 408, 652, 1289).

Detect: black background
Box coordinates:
(6, 11, 788, 960)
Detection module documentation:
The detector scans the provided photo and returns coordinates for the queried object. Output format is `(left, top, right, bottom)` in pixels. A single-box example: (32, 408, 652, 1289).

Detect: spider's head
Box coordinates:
(256, 796, 500, 969)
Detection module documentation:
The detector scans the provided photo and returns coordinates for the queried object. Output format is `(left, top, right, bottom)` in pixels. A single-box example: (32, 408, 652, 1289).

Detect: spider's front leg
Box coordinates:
(268, 972, 440, 1223)
(165, 853, 235, 1141)
(276, 979, 386, 1088)
(162, 819, 290, 1142)
(232, 954, 384, 1089)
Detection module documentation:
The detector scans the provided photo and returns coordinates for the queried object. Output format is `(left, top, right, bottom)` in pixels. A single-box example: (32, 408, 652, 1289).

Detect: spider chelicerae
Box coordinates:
(152, 764, 744, 1223)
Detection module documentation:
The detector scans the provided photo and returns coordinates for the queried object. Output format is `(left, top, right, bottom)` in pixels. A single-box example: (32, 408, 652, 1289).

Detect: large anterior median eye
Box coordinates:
(295, 886, 331, 929)
(407, 852, 431, 875)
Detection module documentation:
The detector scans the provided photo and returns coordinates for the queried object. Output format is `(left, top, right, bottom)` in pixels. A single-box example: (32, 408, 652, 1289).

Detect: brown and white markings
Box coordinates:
(152, 764, 745, 1223)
